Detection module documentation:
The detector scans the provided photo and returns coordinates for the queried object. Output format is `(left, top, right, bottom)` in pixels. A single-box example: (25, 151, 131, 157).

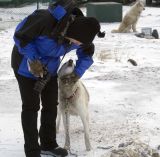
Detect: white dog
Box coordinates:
(57, 59, 91, 151)
(112, 0, 145, 33)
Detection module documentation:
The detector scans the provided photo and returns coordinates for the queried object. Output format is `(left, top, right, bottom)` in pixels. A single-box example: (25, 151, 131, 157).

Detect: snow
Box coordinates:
(0, 3, 160, 157)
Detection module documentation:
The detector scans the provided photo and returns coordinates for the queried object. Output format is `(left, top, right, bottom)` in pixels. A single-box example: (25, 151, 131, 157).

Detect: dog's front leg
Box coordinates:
(80, 112, 92, 151)
(132, 23, 137, 32)
(62, 110, 70, 151)
(124, 25, 131, 33)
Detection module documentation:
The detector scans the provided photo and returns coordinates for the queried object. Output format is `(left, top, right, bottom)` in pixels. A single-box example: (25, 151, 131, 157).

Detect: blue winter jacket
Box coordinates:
(13, 7, 93, 79)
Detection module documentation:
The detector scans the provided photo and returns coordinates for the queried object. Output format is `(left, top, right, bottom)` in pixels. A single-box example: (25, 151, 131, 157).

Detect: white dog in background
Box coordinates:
(57, 59, 91, 151)
(112, 0, 145, 33)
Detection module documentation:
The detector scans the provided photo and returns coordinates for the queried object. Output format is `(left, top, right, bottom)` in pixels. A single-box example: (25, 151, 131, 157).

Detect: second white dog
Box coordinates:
(57, 59, 91, 151)
(112, 0, 145, 33)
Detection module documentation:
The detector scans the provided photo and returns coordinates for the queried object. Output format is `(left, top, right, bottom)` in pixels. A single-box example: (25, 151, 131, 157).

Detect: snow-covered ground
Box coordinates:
(0, 3, 160, 157)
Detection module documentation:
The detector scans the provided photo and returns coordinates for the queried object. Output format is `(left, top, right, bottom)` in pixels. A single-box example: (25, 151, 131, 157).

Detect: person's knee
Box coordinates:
(41, 98, 58, 111)
(22, 99, 40, 112)
(41, 105, 57, 114)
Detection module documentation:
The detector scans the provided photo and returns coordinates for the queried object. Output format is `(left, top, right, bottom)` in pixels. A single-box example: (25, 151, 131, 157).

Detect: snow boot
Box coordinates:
(41, 147, 68, 157)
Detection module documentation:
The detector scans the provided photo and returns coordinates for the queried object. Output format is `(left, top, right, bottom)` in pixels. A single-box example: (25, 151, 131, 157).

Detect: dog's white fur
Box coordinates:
(112, 0, 145, 33)
(56, 59, 91, 151)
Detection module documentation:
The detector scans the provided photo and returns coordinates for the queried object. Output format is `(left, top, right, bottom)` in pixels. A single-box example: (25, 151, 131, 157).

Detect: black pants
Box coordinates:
(14, 71, 58, 157)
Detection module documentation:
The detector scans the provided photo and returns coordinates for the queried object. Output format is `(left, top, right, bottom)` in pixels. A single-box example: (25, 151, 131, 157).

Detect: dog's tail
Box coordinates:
(111, 29, 119, 33)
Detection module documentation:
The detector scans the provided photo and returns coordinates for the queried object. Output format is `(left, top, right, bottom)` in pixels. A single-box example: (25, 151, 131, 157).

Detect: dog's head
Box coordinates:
(136, 0, 145, 11)
(58, 59, 75, 85)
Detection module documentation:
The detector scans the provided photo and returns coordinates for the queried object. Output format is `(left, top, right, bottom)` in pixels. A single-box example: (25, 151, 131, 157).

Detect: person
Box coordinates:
(11, 0, 105, 157)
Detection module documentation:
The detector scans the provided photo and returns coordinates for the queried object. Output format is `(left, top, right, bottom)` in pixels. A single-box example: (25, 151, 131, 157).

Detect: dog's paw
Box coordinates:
(86, 148, 91, 151)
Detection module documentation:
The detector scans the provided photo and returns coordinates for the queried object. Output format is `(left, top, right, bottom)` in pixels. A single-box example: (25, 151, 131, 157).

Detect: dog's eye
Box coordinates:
(61, 76, 73, 84)
(61, 77, 69, 82)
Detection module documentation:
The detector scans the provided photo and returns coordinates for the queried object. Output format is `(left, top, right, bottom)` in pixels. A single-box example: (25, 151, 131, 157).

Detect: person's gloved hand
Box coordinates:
(34, 72, 51, 93)
(61, 71, 80, 84)
(81, 43, 95, 56)
(27, 59, 44, 78)
(70, 71, 80, 83)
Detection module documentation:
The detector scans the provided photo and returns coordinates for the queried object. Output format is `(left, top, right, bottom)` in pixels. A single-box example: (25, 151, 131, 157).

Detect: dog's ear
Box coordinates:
(136, 0, 144, 9)
(136, 0, 141, 4)
(137, 0, 144, 6)
(136, 0, 140, 6)
(136, 0, 139, 2)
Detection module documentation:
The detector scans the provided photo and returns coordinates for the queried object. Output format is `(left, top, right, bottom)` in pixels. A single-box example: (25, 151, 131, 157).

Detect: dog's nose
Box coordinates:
(68, 59, 73, 67)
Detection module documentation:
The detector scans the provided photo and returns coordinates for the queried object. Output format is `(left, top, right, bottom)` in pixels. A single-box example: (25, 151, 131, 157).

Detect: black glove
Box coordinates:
(69, 71, 80, 83)
(61, 71, 80, 84)
(81, 43, 95, 56)
(34, 72, 51, 93)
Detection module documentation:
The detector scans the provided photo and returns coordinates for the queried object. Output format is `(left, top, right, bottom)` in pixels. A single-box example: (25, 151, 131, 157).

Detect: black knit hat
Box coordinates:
(66, 17, 104, 44)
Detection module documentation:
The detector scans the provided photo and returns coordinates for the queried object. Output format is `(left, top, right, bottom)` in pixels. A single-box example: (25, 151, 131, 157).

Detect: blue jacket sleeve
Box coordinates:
(74, 48, 94, 77)
(18, 42, 39, 60)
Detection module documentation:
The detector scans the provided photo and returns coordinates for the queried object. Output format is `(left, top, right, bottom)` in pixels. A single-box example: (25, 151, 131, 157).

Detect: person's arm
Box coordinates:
(14, 10, 58, 77)
(74, 44, 95, 77)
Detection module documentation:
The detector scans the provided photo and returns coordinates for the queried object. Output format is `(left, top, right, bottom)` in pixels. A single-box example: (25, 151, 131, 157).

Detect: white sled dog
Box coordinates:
(111, 0, 145, 33)
(57, 59, 91, 151)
